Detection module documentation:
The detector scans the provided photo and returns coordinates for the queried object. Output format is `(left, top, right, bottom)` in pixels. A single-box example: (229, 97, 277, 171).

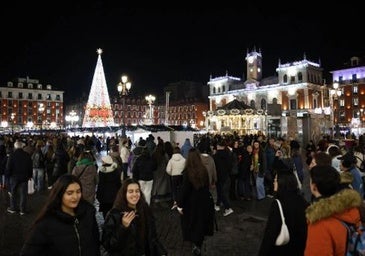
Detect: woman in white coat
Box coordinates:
(166, 146, 186, 210)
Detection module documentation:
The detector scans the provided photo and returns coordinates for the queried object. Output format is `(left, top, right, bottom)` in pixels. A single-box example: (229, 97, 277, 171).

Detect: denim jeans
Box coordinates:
(9, 177, 28, 212)
(33, 168, 45, 191)
(256, 176, 266, 200)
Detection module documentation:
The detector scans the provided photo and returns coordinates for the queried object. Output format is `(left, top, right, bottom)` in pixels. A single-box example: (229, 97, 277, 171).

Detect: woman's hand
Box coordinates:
(121, 211, 137, 228)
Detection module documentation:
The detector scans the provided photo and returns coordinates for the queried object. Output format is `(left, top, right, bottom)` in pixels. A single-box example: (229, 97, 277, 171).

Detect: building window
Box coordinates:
(283, 75, 287, 83)
(290, 76, 295, 83)
(38, 94, 42, 100)
(19, 92, 23, 99)
(298, 72, 303, 82)
(28, 93, 32, 99)
(261, 99, 267, 110)
(56, 95, 60, 100)
(339, 110, 345, 122)
(353, 85, 358, 94)
(352, 74, 358, 83)
(250, 100, 255, 109)
(339, 76, 343, 84)
(353, 97, 359, 106)
(8, 92, 12, 98)
(340, 99, 345, 107)
(290, 99, 297, 110)
(354, 110, 360, 118)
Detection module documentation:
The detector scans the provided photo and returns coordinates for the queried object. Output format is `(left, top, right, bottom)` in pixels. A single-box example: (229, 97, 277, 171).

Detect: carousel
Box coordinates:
(206, 99, 267, 135)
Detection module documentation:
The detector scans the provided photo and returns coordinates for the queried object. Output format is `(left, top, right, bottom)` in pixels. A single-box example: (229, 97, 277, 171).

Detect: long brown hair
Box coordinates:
(112, 178, 150, 242)
(185, 148, 209, 189)
(31, 174, 83, 227)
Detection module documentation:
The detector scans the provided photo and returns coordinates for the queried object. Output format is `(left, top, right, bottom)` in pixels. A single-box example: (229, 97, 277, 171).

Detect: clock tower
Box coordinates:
(245, 48, 262, 81)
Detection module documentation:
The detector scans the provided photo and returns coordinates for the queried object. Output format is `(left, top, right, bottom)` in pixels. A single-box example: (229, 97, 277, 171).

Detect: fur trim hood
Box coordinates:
(306, 189, 362, 224)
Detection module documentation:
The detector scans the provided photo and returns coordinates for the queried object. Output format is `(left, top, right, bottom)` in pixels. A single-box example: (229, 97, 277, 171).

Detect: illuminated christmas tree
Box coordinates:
(82, 48, 115, 127)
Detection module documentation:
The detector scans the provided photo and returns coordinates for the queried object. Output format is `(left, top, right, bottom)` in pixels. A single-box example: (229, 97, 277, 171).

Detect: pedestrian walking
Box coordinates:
(5, 140, 33, 215)
(176, 148, 215, 256)
(258, 168, 309, 256)
(101, 178, 167, 255)
(20, 174, 100, 256)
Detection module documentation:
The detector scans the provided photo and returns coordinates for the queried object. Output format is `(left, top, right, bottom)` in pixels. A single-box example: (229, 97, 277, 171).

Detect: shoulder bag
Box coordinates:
(275, 199, 290, 246)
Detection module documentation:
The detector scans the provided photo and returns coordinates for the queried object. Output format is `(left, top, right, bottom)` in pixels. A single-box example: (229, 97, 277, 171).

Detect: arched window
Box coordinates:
(298, 72, 303, 82)
(261, 99, 267, 110)
(250, 100, 255, 109)
(283, 75, 288, 83)
(213, 87, 216, 94)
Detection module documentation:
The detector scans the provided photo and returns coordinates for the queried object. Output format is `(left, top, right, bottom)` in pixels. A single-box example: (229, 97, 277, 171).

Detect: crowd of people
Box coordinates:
(2, 131, 365, 255)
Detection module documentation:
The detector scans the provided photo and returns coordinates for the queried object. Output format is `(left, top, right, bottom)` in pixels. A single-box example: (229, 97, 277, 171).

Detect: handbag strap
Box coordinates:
(276, 199, 285, 223)
(77, 165, 88, 179)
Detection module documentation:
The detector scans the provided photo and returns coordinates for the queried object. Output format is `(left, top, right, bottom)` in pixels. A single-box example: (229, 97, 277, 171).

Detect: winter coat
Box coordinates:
(166, 153, 186, 176)
(213, 149, 233, 183)
(177, 171, 215, 244)
(96, 163, 121, 206)
(120, 145, 130, 164)
(52, 148, 70, 177)
(258, 192, 309, 256)
(101, 207, 166, 256)
(132, 150, 157, 181)
(304, 189, 363, 256)
(72, 158, 98, 204)
(5, 148, 33, 183)
(200, 153, 217, 186)
(20, 200, 100, 256)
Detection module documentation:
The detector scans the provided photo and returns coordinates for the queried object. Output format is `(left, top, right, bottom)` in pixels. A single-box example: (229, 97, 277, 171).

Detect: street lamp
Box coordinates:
(10, 113, 15, 135)
(65, 110, 79, 128)
(330, 81, 342, 138)
(117, 75, 132, 138)
(145, 94, 156, 124)
(38, 103, 45, 135)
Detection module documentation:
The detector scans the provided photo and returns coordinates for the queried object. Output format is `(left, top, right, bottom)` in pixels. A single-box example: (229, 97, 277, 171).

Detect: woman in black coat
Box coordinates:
(101, 178, 167, 256)
(20, 174, 100, 256)
(176, 148, 215, 256)
(257, 161, 309, 256)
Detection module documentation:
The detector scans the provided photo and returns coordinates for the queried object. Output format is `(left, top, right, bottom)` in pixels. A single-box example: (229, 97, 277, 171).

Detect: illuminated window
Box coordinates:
(340, 99, 345, 107)
(353, 97, 359, 106)
(353, 85, 358, 94)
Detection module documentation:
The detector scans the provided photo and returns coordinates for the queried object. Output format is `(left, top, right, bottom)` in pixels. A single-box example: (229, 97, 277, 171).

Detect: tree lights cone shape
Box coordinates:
(82, 48, 115, 127)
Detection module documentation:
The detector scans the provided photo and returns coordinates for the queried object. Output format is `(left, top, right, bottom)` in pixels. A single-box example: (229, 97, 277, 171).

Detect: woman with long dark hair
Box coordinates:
(176, 148, 215, 256)
(101, 178, 167, 255)
(258, 168, 309, 256)
(20, 174, 100, 256)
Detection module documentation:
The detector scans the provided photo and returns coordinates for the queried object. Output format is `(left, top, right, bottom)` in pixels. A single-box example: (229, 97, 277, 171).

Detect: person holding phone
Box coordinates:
(101, 178, 167, 255)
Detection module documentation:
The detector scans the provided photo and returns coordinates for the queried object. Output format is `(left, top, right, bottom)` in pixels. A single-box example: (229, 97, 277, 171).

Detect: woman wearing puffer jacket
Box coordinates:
(166, 146, 186, 210)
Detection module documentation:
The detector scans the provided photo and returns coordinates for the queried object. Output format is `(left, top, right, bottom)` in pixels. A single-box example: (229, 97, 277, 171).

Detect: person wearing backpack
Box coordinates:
(32, 140, 46, 192)
(304, 165, 363, 256)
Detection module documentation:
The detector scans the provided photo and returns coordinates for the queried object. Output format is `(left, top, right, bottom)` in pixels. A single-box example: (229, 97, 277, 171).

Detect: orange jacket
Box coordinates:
(305, 189, 362, 256)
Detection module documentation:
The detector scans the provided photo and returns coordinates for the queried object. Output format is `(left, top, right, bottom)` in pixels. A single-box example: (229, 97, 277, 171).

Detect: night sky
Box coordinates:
(1, 4, 364, 104)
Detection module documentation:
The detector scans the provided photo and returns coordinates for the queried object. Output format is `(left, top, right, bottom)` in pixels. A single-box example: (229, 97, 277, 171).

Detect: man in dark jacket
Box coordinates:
(5, 140, 33, 215)
(213, 138, 234, 217)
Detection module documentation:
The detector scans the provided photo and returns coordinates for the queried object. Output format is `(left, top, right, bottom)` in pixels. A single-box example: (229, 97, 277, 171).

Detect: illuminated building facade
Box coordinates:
(330, 56, 365, 137)
(0, 77, 64, 132)
(207, 48, 327, 144)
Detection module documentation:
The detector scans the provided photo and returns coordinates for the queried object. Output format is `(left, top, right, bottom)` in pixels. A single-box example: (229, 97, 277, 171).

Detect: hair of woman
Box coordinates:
(112, 178, 149, 242)
(32, 174, 83, 227)
(276, 170, 300, 198)
(185, 148, 209, 189)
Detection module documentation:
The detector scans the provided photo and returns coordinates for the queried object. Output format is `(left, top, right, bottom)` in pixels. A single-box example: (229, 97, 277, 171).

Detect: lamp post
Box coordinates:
(65, 110, 79, 128)
(145, 94, 156, 124)
(330, 81, 342, 139)
(117, 75, 132, 138)
(10, 113, 15, 135)
(38, 103, 45, 135)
